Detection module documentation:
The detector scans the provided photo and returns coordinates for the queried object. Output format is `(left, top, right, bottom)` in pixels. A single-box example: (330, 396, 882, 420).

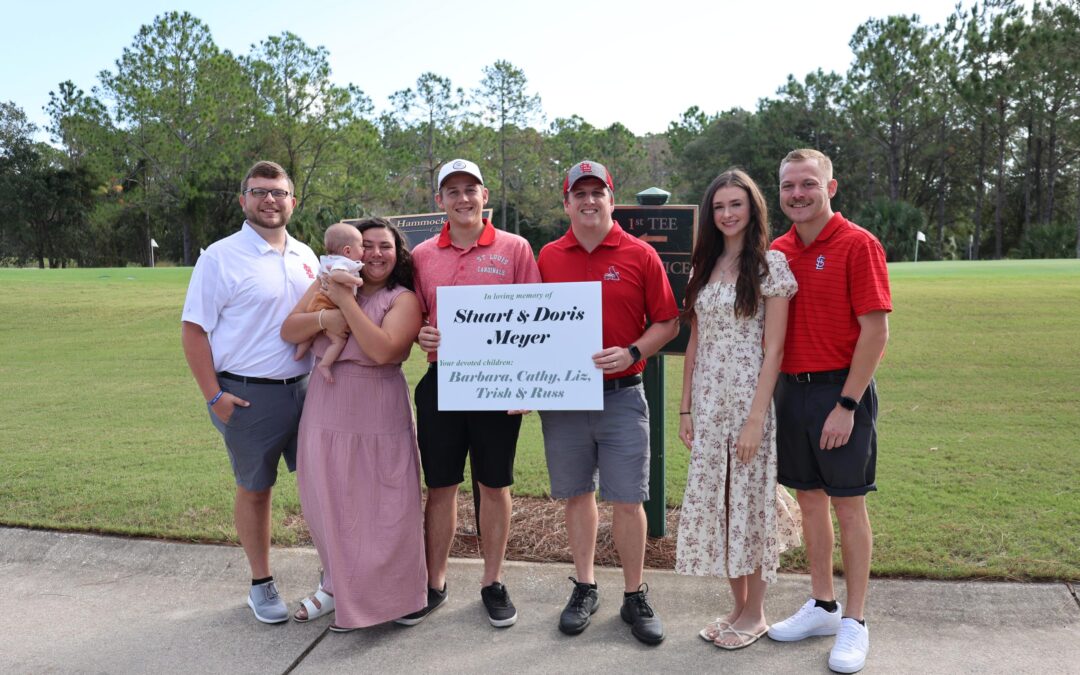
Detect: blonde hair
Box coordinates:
(780, 148, 833, 181)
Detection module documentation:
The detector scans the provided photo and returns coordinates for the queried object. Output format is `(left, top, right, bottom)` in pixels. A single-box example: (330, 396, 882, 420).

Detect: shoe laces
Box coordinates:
(485, 583, 508, 604)
(261, 581, 279, 602)
(625, 583, 654, 617)
(567, 577, 593, 609)
(834, 621, 864, 651)
(790, 600, 818, 622)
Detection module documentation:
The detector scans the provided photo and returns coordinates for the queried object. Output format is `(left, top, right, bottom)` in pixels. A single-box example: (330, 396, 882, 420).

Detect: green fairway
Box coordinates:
(0, 261, 1077, 580)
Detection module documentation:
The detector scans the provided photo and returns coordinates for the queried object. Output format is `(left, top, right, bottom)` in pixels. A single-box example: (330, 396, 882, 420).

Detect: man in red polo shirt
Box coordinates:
(766, 149, 891, 674)
(400, 159, 540, 629)
(538, 160, 679, 645)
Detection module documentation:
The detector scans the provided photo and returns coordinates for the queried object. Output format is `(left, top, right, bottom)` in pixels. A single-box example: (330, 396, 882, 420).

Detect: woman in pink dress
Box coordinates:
(281, 218, 426, 631)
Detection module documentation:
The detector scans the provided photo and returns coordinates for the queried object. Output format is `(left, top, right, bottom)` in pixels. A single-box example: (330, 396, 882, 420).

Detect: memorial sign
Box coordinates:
(435, 281, 603, 411)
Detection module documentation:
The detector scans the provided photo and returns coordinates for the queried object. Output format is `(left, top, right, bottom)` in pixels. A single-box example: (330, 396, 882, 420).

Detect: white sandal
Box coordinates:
(293, 586, 335, 622)
(698, 618, 731, 642)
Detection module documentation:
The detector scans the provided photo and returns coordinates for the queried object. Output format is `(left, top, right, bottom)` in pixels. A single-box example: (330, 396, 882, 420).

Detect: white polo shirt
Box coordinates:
(182, 222, 319, 379)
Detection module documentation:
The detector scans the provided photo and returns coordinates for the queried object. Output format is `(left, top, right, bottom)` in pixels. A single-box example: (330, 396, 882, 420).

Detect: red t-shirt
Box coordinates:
(412, 219, 541, 362)
(538, 221, 679, 379)
(770, 213, 892, 373)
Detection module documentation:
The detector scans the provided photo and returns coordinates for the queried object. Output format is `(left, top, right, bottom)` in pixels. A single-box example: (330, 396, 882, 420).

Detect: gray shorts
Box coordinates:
(208, 375, 308, 491)
(539, 385, 650, 503)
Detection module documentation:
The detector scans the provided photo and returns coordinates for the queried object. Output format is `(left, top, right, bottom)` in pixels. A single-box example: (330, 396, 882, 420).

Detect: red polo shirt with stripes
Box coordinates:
(412, 218, 541, 363)
(538, 221, 679, 379)
(770, 212, 892, 374)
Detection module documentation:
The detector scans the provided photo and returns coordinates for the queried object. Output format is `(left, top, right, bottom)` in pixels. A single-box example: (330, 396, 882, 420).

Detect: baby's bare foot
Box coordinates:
(318, 364, 335, 384)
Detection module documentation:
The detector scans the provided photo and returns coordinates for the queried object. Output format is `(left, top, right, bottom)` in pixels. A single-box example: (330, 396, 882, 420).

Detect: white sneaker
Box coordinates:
(767, 598, 842, 641)
(828, 617, 870, 673)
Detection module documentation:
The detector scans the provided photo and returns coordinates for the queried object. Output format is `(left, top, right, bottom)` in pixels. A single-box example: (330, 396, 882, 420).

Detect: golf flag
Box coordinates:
(150, 238, 160, 248)
(916, 231, 927, 242)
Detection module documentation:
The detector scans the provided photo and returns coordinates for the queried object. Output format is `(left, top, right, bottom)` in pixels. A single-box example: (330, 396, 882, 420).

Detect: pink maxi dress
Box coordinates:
(297, 284, 426, 628)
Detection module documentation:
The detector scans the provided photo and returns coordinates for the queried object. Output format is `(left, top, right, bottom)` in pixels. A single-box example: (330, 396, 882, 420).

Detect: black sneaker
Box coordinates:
(394, 583, 447, 626)
(620, 583, 664, 645)
(559, 577, 599, 635)
(480, 581, 518, 627)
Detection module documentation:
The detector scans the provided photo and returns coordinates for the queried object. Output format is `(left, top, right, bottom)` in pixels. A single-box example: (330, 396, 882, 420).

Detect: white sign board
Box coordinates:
(436, 282, 603, 410)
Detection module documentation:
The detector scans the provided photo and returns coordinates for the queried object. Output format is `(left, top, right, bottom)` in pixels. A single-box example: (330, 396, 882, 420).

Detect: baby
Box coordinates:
(295, 222, 364, 383)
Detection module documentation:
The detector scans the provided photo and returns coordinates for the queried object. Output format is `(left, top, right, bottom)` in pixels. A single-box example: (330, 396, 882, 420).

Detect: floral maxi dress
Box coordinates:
(675, 250, 802, 583)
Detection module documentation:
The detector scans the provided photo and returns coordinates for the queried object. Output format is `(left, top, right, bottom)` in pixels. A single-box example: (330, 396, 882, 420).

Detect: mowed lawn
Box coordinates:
(0, 260, 1077, 580)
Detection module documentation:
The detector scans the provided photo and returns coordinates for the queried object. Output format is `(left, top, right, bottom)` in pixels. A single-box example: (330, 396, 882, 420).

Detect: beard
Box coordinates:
(244, 204, 290, 229)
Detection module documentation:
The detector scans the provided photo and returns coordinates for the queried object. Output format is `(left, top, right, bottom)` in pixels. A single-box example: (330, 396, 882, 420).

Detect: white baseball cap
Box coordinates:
(437, 159, 484, 189)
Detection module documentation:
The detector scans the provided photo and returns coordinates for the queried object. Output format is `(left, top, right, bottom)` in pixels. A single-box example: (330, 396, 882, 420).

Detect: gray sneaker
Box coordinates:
(248, 580, 288, 624)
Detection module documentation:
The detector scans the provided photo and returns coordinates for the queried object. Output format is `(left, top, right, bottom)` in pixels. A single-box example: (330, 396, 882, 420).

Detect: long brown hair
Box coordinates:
(683, 168, 770, 322)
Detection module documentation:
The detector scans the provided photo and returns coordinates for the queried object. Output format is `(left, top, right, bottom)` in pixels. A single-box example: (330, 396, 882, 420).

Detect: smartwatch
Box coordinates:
(838, 395, 859, 411)
(628, 344, 643, 364)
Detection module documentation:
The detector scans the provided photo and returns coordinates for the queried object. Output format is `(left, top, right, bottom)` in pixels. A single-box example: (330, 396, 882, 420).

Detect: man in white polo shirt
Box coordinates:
(181, 160, 318, 624)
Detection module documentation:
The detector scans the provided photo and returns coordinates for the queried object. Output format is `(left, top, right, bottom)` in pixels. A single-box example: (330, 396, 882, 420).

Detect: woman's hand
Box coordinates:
(678, 413, 694, 450)
(735, 417, 764, 463)
(321, 309, 348, 338)
(324, 277, 355, 308)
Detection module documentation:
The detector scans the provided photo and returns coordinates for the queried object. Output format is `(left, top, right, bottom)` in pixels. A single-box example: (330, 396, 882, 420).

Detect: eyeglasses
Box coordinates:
(243, 188, 291, 199)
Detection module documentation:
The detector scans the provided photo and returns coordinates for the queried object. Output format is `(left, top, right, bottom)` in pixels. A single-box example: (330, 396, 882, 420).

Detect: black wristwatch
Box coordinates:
(838, 395, 859, 411)
(628, 344, 643, 364)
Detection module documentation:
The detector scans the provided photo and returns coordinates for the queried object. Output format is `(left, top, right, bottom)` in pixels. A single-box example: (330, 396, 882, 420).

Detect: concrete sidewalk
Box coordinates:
(2, 527, 1077, 674)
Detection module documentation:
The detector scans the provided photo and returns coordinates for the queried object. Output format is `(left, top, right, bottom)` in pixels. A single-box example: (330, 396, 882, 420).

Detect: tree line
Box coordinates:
(1, 1, 1078, 268)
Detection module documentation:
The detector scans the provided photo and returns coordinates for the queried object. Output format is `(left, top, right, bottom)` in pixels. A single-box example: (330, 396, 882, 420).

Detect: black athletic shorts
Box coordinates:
(414, 364, 522, 489)
(774, 372, 878, 497)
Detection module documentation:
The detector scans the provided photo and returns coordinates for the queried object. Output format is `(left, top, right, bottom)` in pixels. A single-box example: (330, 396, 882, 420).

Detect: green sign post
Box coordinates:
(614, 191, 697, 537)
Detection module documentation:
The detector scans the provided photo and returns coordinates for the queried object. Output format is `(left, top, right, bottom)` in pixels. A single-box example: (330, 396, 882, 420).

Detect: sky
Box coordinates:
(6, 0, 974, 141)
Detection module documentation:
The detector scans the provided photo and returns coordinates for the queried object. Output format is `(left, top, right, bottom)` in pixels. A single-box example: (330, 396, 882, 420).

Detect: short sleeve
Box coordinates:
(643, 245, 679, 322)
(761, 250, 797, 299)
(181, 248, 227, 332)
(848, 236, 892, 315)
(513, 235, 541, 284)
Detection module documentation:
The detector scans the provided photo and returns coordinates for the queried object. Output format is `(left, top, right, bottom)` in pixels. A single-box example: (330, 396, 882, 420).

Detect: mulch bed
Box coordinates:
(448, 493, 682, 570)
(287, 491, 808, 573)
(286, 492, 681, 569)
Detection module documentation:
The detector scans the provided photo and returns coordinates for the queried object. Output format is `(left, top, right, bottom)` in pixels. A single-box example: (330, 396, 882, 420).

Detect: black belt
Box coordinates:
(218, 371, 308, 386)
(783, 369, 849, 384)
(603, 374, 642, 391)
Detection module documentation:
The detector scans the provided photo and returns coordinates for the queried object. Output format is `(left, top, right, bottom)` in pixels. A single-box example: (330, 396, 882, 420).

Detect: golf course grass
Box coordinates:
(0, 260, 1076, 580)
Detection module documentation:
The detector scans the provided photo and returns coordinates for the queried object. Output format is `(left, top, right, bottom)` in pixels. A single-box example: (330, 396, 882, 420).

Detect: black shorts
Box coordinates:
(774, 372, 878, 497)
(414, 364, 522, 489)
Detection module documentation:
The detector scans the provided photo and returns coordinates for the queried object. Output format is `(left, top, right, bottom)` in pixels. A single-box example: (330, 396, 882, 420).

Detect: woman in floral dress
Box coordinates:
(675, 168, 802, 650)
